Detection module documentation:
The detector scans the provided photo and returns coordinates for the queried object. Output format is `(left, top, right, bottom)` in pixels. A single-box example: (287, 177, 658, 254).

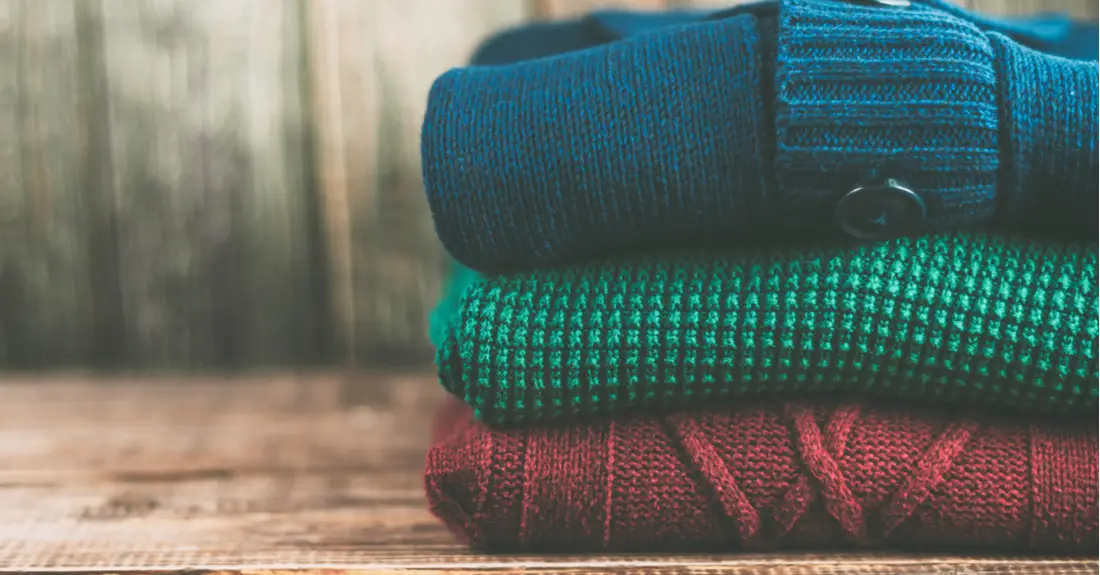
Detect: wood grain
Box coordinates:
(0, 0, 327, 369)
(0, 0, 92, 368)
(94, 0, 326, 368)
(966, 0, 1096, 17)
(532, 0, 669, 18)
(0, 372, 1096, 574)
(304, 0, 527, 365)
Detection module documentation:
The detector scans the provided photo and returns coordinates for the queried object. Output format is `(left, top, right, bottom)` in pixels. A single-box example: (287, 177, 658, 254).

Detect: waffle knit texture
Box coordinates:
(422, 0, 1099, 272)
(435, 232, 1099, 425)
(425, 396, 1098, 553)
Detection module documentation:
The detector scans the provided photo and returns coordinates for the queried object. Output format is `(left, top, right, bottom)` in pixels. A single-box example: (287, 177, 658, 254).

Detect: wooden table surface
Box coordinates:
(0, 372, 1095, 575)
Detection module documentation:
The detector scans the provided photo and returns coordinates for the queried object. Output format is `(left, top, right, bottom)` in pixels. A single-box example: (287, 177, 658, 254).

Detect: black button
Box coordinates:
(834, 179, 925, 240)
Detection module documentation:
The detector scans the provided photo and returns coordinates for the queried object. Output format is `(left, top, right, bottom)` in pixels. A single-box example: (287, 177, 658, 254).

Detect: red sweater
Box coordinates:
(425, 398, 1097, 553)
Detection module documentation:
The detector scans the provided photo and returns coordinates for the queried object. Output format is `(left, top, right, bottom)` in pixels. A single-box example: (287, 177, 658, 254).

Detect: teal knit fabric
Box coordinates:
(435, 233, 1099, 425)
(429, 258, 481, 349)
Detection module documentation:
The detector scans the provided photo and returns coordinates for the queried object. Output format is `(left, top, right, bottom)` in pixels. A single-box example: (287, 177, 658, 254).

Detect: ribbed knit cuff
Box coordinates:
(990, 33, 1099, 229)
(774, 0, 1001, 231)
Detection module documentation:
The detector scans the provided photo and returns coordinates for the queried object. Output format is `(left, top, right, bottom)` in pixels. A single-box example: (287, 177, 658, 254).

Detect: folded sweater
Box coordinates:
(435, 232, 1098, 425)
(422, 0, 1100, 272)
(426, 397, 1098, 553)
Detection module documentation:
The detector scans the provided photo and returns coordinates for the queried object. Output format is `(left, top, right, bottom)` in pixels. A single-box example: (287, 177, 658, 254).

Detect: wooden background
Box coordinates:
(1, 0, 1095, 370)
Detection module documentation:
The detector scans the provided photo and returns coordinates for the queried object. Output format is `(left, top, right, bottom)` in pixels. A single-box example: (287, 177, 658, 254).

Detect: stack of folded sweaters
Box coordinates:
(418, 0, 1099, 554)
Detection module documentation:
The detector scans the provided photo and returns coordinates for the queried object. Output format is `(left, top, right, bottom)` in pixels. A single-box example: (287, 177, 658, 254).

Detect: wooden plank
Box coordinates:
(0, 0, 94, 368)
(302, 0, 367, 366)
(1, 0, 331, 370)
(27, 566, 1100, 575)
(966, 0, 1097, 17)
(303, 1, 527, 365)
(1, 0, 330, 369)
(532, 0, 669, 18)
(0, 372, 1096, 574)
(74, 0, 327, 368)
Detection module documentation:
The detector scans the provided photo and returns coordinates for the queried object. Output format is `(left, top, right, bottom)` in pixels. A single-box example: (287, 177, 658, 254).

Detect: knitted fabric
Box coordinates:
(422, 0, 1099, 272)
(428, 258, 481, 349)
(436, 232, 1099, 425)
(425, 396, 1098, 553)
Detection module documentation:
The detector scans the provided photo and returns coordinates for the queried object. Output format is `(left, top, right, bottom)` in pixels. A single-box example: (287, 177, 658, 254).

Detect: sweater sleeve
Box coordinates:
(422, 13, 774, 272)
(989, 33, 1098, 230)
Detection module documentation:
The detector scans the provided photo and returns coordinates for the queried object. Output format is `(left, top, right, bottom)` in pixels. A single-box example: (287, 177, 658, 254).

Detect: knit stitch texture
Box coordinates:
(422, 0, 1099, 272)
(425, 397, 1098, 552)
(436, 232, 1099, 425)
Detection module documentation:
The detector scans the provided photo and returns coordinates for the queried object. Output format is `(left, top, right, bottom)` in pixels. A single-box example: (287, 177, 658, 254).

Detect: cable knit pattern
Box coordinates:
(425, 397, 1098, 553)
(421, 0, 1099, 272)
(437, 233, 1099, 425)
(774, 0, 998, 230)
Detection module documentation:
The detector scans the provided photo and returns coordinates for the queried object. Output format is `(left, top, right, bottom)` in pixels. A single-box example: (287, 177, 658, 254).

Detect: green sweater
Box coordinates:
(434, 233, 1098, 425)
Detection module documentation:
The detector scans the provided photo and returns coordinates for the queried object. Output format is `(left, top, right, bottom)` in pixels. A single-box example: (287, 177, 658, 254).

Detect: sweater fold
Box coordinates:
(991, 34, 1100, 227)
(425, 397, 1099, 552)
(422, 0, 1099, 272)
(422, 13, 773, 271)
(436, 232, 1099, 425)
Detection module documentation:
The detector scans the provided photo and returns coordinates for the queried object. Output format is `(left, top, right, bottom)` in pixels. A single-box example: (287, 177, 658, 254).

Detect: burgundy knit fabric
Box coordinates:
(425, 397, 1098, 554)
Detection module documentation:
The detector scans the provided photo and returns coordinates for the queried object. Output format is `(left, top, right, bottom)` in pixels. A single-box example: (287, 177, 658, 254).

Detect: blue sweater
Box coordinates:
(421, 0, 1099, 272)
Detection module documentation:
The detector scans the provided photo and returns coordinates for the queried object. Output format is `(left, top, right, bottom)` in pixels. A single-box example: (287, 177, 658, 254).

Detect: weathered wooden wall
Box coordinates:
(0, 0, 1095, 370)
(304, 0, 527, 366)
(1, 0, 327, 369)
